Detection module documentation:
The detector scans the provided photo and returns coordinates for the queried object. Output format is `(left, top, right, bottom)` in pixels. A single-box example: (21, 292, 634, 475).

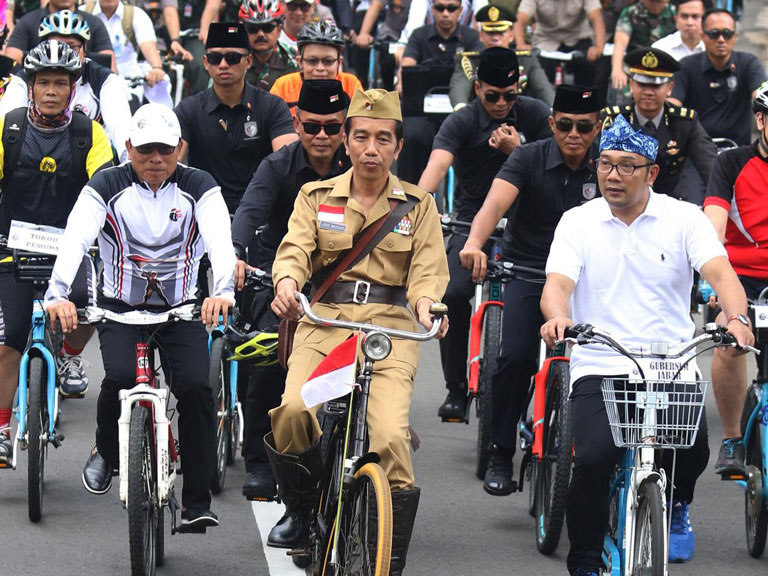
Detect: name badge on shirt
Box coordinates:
(318, 205, 345, 224)
(727, 76, 738, 90)
(244, 121, 259, 140)
(393, 216, 412, 236)
(320, 221, 346, 232)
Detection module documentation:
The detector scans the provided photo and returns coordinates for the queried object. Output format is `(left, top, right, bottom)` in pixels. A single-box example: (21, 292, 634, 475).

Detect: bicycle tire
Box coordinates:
(128, 405, 158, 576)
(209, 337, 228, 493)
(156, 506, 165, 567)
(476, 304, 502, 480)
(630, 480, 665, 576)
(27, 356, 47, 522)
(320, 462, 393, 576)
(311, 424, 345, 575)
(534, 361, 572, 555)
(744, 385, 768, 558)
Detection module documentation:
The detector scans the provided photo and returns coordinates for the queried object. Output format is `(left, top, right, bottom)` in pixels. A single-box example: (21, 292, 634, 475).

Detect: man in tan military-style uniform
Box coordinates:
(266, 88, 450, 575)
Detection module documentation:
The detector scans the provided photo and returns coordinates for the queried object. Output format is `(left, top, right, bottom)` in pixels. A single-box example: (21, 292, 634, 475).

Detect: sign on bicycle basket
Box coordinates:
(7, 221, 65, 255)
(626, 356, 698, 385)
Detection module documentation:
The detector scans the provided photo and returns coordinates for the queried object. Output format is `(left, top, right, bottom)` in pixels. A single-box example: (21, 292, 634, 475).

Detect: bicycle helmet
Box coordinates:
(38, 10, 91, 43)
(296, 19, 344, 50)
(753, 80, 768, 114)
(227, 328, 279, 365)
(24, 39, 83, 80)
(239, 0, 285, 24)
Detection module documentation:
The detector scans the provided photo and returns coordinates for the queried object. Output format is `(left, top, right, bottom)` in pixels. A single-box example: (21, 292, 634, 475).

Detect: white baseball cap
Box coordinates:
(130, 103, 181, 147)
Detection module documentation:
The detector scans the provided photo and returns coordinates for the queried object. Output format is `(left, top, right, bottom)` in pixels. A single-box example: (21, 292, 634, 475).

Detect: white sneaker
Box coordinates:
(57, 354, 89, 397)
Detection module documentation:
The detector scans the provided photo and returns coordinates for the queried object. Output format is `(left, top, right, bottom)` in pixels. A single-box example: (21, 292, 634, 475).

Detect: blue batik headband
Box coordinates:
(599, 114, 658, 162)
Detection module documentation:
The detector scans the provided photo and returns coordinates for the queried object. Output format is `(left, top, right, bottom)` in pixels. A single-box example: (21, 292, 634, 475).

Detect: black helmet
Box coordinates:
(24, 39, 83, 80)
(296, 19, 344, 50)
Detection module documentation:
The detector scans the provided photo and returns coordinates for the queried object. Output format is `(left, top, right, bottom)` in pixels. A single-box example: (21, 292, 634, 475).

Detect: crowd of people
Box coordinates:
(0, 0, 766, 575)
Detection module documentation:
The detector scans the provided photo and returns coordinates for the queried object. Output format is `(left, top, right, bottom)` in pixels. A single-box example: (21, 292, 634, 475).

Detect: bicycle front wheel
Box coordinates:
(534, 360, 572, 555)
(630, 480, 665, 576)
(209, 336, 229, 493)
(27, 356, 47, 522)
(128, 405, 159, 576)
(476, 305, 502, 479)
(744, 385, 768, 557)
(321, 462, 393, 576)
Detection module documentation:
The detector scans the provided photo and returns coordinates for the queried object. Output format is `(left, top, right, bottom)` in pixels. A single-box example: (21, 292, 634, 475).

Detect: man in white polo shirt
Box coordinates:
(539, 115, 753, 574)
(652, 0, 705, 61)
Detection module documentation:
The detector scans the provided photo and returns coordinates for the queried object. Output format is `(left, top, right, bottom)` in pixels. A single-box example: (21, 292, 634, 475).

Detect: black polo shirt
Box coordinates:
(402, 23, 483, 66)
(7, 7, 112, 56)
(231, 140, 351, 266)
(174, 82, 295, 214)
(672, 51, 767, 146)
(497, 137, 600, 270)
(432, 95, 552, 219)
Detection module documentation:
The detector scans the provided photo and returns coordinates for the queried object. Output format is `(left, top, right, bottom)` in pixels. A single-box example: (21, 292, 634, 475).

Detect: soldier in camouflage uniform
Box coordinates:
(449, 3, 554, 108)
(601, 47, 716, 203)
(240, 0, 299, 90)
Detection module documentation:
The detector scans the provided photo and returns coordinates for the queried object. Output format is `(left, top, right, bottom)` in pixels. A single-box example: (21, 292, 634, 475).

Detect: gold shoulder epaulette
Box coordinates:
(461, 53, 475, 81)
(515, 49, 531, 56)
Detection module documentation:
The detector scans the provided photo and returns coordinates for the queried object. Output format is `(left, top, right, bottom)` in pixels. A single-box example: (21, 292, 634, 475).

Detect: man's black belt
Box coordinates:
(318, 281, 407, 306)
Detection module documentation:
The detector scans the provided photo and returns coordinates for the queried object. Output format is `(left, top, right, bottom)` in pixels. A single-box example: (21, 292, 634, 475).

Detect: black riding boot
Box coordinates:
(389, 488, 421, 576)
(263, 432, 323, 548)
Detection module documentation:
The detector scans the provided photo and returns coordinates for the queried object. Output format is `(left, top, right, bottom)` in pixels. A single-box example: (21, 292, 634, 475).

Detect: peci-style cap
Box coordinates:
(552, 84, 601, 114)
(624, 47, 680, 85)
(477, 47, 519, 87)
(206, 22, 251, 50)
(475, 4, 515, 32)
(298, 79, 349, 114)
(130, 103, 181, 147)
(347, 88, 402, 122)
(600, 114, 658, 161)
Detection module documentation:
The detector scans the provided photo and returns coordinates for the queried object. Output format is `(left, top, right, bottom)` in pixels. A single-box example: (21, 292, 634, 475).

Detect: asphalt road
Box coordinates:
(1, 317, 768, 576)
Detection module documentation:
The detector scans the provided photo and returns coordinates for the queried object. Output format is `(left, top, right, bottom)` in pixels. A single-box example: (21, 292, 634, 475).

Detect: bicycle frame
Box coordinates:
(208, 319, 244, 447)
(530, 341, 569, 459)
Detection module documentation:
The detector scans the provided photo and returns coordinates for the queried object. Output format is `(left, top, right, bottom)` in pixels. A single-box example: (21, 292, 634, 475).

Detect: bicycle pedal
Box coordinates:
(720, 471, 746, 481)
(176, 524, 207, 534)
(246, 495, 278, 503)
(0, 461, 10, 469)
(286, 548, 311, 557)
(440, 416, 467, 424)
(50, 434, 64, 448)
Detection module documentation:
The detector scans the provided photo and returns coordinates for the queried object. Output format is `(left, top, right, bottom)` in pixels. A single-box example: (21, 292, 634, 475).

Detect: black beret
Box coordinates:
(206, 22, 251, 50)
(624, 47, 680, 85)
(477, 47, 519, 88)
(298, 79, 349, 114)
(553, 84, 600, 114)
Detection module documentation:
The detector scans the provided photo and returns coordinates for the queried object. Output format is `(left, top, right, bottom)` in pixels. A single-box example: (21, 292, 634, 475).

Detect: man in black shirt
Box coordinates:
(5, 0, 114, 68)
(460, 84, 601, 496)
(418, 47, 551, 421)
(175, 22, 297, 215)
(230, 79, 350, 502)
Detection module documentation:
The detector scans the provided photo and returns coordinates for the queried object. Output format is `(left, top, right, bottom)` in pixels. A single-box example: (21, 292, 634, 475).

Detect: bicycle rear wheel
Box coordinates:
(128, 405, 159, 576)
(320, 462, 393, 576)
(744, 385, 768, 558)
(630, 480, 665, 576)
(476, 305, 502, 479)
(534, 360, 572, 555)
(209, 337, 229, 493)
(27, 356, 47, 522)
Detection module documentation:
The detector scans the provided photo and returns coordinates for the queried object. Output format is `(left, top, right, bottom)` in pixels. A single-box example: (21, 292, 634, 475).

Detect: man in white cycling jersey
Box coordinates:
(45, 103, 236, 530)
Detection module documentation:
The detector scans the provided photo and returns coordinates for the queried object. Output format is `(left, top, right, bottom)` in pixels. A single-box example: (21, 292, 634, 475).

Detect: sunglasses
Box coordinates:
(554, 117, 597, 134)
(433, 3, 460, 12)
(483, 90, 516, 103)
(246, 22, 278, 34)
(134, 143, 177, 155)
(703, 28, 735, 40)
(301, 121, 342, 135)
(206, 51, 247, 65)
(286, 1, 312, 11)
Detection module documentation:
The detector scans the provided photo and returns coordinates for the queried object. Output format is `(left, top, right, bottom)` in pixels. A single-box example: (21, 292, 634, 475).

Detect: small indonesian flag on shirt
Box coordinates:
(301, 334, 359, 408)
(318, 205, 345, 224)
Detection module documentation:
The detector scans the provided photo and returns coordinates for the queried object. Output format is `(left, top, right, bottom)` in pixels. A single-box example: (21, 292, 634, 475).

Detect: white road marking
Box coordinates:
(251, 501, 307, 575)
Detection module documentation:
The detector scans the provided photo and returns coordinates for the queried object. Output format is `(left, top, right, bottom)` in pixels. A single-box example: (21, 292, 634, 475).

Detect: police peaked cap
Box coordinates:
(298, 80, 349, 114)
(475, 4, 516, 31)
(624, 47, 680, 85)
(553, 84, 600, 114)
(477, 47, 519, 87)
(206, 22, 251, 50)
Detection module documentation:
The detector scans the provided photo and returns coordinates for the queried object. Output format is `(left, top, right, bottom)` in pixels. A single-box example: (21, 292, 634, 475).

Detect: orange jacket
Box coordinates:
(270, 72, 363, 116)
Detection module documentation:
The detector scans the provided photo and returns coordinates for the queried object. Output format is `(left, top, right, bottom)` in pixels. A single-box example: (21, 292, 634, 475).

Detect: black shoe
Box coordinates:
(715, 437, 746, 475)
(181, 508, 219, 529)
(438, 389, 468, 421)
(82, 449, 112, 495)
(242, 466, 277, 501)
(267, 509, 310, 548)
(483, 446, 515, 496)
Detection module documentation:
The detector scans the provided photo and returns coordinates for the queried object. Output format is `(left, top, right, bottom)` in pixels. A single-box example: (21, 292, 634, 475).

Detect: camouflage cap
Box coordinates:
(347, 88, 402, 122)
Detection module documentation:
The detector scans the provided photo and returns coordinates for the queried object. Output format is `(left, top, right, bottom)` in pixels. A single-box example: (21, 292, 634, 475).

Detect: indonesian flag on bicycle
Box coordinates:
(301, 334, 359, 408)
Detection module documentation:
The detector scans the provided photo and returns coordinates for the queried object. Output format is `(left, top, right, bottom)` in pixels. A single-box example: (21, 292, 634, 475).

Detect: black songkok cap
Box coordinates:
(477, 47, 519, 88)
(206, 22, 250, 50)
(298, 79, 349, 114)
(553, 84, 600, 114)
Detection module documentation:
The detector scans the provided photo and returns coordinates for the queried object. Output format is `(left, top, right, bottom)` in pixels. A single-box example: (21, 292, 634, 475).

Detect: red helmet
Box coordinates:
(239, 0, 285, 24)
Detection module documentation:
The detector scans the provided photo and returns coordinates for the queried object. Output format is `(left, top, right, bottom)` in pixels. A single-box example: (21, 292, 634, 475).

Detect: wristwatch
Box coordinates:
(727, 313, 750, 327)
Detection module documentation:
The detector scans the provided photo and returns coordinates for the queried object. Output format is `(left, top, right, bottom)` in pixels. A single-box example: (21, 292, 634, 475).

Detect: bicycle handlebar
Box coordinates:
(294, 291, 446, 341)
(77, 304, 202, 326)
(440, 216, 506, 239)
(485, 260, 546, 281)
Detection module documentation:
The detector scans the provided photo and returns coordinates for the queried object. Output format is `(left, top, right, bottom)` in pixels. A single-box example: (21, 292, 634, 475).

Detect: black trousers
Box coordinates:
(95, 315, 216, 510)
(566, 375, 710, 573)
(491, 277, 545, 453)
(398, 116, 441, 184)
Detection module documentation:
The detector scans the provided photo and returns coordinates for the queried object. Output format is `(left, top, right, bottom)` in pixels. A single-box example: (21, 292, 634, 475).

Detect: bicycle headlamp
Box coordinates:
(362, 332, 392, 361)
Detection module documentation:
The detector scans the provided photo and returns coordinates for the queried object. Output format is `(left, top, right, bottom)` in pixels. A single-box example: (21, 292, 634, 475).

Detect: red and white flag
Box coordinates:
(318, 204, 345, 224)
(301, 334, 359, 408)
